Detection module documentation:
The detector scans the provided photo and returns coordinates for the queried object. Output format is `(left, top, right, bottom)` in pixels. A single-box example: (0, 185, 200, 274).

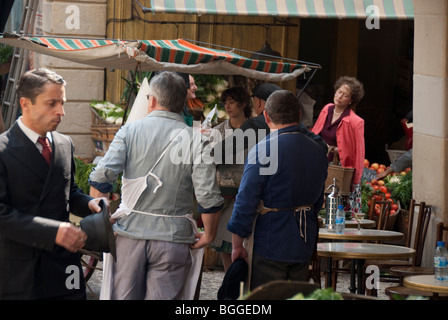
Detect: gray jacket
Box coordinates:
(89, 110, 223, 243)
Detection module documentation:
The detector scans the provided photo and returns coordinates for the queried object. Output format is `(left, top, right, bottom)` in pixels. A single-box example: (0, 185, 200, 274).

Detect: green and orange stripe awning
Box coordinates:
(148, 0, 414, 19)
(0, 35, 316, 81)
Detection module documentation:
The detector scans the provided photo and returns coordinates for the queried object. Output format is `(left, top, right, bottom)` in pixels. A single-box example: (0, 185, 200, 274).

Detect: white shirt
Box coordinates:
(17, 117, 53, 153)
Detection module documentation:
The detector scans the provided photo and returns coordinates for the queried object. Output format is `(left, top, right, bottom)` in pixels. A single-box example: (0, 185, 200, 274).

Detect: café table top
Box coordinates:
(403, 275, 448, 294)
(319, 228, 404, 241)
(345, 218, 376, 228)
(317, 242, 415, 260)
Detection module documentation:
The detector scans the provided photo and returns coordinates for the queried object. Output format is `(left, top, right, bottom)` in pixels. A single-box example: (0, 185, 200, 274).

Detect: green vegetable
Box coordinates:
(385, 171, 412, 210)
(74, 157, 96, 194)
(74, 157, 122, 195)
(361, 181, 374, 213)
(0, 45, 13, 64)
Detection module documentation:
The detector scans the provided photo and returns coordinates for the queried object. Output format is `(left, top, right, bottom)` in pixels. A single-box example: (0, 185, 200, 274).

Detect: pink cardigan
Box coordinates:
(312, 103, 365, 185)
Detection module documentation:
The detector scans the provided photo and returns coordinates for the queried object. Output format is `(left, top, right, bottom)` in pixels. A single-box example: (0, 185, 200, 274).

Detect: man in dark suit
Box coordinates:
(0, 68, 105, 299)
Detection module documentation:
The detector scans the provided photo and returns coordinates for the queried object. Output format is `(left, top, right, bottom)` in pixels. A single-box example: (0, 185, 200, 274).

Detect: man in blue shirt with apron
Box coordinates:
(227, 90, 328, 292)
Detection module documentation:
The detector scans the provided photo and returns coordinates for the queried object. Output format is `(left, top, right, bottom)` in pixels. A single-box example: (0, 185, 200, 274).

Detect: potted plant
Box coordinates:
(0, 44, 13, 75)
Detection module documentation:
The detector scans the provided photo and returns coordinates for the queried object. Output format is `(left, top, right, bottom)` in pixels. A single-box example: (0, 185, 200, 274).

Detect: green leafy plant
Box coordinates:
(361, 181, 375, 213)
(74, 157, 96, 194)
(74, 157, 122, 195)
(121, 70, 153, 102)
(0, 45, 13, 64)
(385, 171, 412, 210)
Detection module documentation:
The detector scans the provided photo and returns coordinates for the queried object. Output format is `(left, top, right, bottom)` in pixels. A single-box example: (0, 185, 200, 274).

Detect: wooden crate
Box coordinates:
(91, 108, 121, 156)
(325, 165, 355, 195)
(203, 246, 221, 270)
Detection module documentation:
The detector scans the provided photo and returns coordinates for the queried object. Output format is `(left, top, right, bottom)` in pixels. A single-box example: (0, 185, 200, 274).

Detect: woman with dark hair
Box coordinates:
(210, 86, 252, 272)
(312, 76, 365, 214)
(215, 86, 252, 134)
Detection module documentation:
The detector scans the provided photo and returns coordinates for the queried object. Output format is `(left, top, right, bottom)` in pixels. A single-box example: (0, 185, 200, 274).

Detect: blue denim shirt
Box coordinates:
(227, 125, 328, 263)
(89, 110, 223, 243)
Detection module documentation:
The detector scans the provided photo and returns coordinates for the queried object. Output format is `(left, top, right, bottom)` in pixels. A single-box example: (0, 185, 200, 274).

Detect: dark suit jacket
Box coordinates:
(0, 122, 93, 299)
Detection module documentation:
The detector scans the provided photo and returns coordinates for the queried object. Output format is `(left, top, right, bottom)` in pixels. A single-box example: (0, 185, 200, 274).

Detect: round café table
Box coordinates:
(345, 219, 376, 229)
(317, 242, 415, 294)
(404, 275, 448, 299)
(323, 218, 376, 229)
(319, 228, 404, 242)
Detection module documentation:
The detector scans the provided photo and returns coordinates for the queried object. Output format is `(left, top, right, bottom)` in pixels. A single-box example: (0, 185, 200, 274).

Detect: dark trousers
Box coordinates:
(250, 252, 310, 291)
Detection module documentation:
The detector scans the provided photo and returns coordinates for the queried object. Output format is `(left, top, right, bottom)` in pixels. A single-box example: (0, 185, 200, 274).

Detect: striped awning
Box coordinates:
(0, 35, 316, 81)
(148, 0, 414, 19)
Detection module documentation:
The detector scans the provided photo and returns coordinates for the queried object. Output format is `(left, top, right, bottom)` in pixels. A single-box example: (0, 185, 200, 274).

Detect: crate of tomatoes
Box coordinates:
(361, 159, 412, 230)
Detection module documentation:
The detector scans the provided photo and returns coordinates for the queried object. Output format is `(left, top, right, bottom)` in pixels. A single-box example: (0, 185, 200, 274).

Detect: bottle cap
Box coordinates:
(437, 241, 445, 247)
(338, 205, 344, 210)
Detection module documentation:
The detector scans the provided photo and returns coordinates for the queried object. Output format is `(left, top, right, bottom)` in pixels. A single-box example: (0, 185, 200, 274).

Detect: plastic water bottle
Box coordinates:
(335, 205, 345, 234)
(434, 241, 448, 281)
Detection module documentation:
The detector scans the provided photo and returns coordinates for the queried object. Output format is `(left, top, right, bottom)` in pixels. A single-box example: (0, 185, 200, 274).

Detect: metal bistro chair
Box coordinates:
(363, 199, 432, 296)
(385, 222, 448, 299)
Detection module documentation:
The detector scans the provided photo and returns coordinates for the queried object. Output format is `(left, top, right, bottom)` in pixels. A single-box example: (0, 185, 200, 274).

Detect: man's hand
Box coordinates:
(231, 233, 248, 263)
(88, 197, 109, 214)
(190, 231, 213, 249)
(190, 211, 221, 249)
(55, 222, 87, 253)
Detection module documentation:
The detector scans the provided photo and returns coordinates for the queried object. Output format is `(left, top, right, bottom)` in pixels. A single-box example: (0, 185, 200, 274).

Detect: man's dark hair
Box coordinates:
(17, 68, 66, 103)
(265, 90, 301, 125)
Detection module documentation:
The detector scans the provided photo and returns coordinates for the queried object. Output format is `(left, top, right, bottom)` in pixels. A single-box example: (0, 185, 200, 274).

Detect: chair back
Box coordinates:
(368, 197, 392, 230)
(407, 200, 432, 267)
(436, 222, 448, 244)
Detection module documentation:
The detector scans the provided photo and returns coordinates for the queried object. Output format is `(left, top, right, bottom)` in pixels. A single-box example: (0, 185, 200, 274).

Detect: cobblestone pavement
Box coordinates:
(85, 262, 389, 300)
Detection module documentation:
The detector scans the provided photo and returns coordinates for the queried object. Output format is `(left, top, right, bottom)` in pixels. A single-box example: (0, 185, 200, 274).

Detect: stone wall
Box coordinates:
(413, 0, 448, 266)
(36, 0, 107, 160)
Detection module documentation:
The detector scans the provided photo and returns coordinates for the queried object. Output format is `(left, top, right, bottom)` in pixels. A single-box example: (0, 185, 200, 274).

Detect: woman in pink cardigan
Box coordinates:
(312, 76, 365, 213)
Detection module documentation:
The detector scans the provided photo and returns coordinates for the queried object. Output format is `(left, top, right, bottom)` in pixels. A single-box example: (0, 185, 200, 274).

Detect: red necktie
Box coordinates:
(37, 136, 52, 165)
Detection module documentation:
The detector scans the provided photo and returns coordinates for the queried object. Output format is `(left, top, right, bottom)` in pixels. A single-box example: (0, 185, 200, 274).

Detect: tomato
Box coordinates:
(391, 203, 399, 211)
(379, 186, 388, 194)
(379, 164, 387, 170)
(371, 163, 379, 170)
(371, 179, 378, 185)
(377, 180, 385, 186)
(372, 185, 380, 191)
(374, 194, 383, 201)
(405, 167, 411, 173)
(385, 192, 391, 199)
(377, 168, 385, 174)
(390, 209, 396, 215)
(367, 199, 372, 207)
(364, 159, 370, 168)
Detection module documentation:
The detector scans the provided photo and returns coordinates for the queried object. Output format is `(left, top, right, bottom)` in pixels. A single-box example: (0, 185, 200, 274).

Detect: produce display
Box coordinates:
(90, 100, 125, 125)
(361, 159, 412, 214)
(193, 74, 229, 124)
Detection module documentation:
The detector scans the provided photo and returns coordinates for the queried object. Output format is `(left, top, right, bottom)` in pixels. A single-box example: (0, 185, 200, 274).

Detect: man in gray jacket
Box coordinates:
(89, 71, 223, 300)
